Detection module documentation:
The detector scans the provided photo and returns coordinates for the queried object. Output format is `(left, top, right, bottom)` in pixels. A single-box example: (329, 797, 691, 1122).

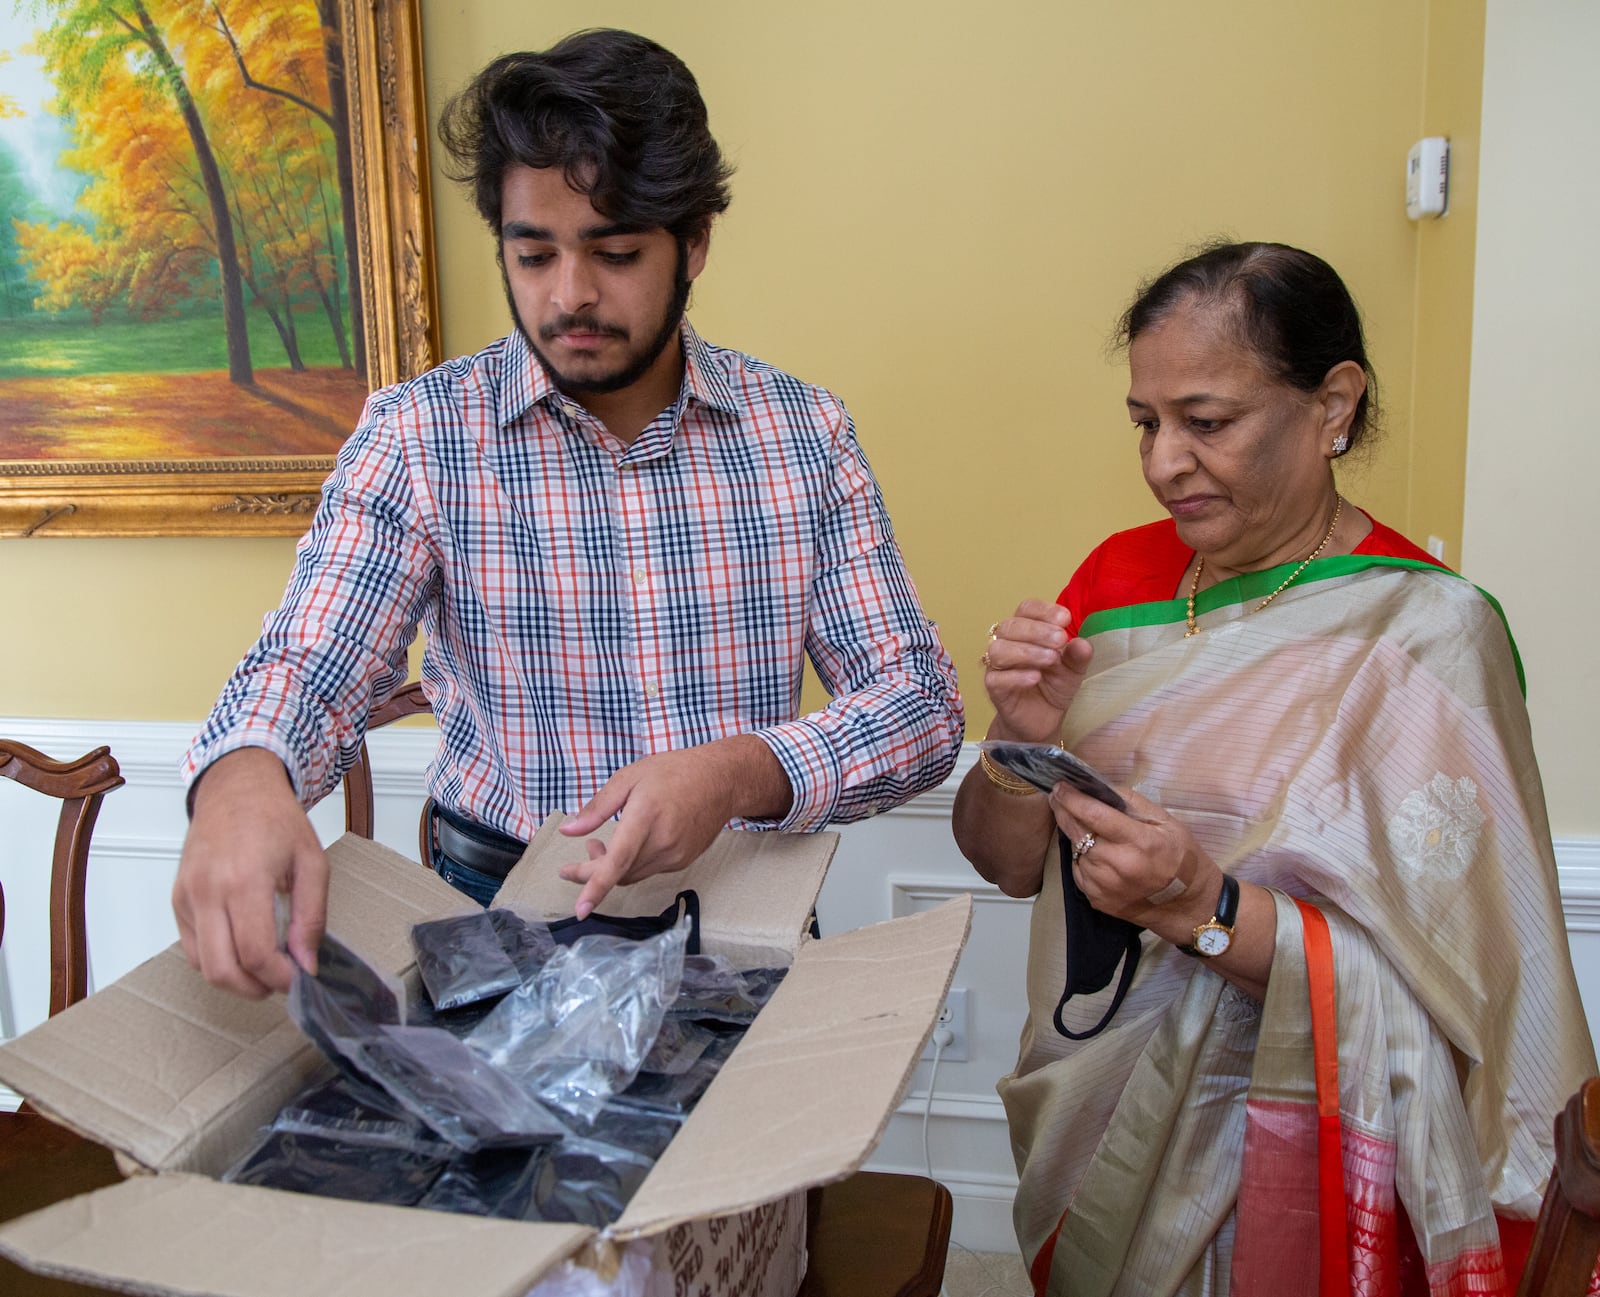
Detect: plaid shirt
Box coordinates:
(184, 323, 964, 839)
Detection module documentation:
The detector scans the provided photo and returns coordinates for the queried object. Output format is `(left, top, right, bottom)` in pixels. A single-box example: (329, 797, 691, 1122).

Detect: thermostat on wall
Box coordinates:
(1406, 137, 1450, 220)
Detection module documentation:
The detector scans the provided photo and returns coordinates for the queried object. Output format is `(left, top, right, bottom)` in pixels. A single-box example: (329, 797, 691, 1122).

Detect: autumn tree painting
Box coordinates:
(0, 0, 372, 461)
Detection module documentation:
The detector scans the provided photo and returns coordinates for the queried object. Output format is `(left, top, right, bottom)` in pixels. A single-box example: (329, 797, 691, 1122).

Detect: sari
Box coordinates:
(997, 521, 1595, 1296)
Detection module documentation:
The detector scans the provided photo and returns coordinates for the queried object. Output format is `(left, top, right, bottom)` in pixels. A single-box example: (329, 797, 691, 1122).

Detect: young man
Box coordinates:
(173, 29, 963, 998)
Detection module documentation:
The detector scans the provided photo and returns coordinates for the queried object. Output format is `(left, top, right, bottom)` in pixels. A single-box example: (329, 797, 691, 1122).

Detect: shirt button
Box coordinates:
(632, 568, 647, 584)
(644, 682, 659, 698)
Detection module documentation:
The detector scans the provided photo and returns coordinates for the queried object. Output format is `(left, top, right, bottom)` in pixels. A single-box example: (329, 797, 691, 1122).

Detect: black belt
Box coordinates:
(431, 805, 527, 881)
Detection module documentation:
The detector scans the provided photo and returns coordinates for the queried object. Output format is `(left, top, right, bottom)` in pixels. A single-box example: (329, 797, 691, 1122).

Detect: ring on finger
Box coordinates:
(980, 650, 992, 669)
(1072, 832, 1096, 862)
(988, 622, 1000, 641)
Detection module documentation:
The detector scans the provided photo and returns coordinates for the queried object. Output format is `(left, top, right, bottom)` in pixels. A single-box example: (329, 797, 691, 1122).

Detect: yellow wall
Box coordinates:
(4, 0, 1483, 736)
(1406, 0, 1485, 569)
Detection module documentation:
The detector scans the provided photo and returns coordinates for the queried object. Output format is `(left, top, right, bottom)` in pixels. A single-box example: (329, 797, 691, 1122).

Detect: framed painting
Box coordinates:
(0, 0, 440, 537)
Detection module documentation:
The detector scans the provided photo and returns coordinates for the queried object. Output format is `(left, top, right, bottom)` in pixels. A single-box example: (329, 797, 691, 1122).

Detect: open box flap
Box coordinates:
(320, 831, 482, 972)
(0, 1172, 590, 1297)
(612, 893, 972, 1236)
(0, 835, 472, 1174)
(0, 948, 310, 1174)
(496, 818, 838, 969)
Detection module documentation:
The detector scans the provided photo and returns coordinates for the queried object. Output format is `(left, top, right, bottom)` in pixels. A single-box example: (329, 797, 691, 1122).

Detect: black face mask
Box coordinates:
(546, 890, 701, 956)
(1050, 831, 1143, 1041)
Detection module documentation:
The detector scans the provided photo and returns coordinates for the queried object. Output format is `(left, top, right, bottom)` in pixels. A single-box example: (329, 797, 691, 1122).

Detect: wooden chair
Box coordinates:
(1517, 1076, 1600, 1296)
(340, 679, 433, 863)
(799, 1172, 953, 1297)
(0, 740, 124, 1016)
(0, 740, 126, 1296)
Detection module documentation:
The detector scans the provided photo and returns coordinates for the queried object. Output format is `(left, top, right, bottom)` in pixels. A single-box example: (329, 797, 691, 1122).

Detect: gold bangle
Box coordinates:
(979, 751, 1039, 797)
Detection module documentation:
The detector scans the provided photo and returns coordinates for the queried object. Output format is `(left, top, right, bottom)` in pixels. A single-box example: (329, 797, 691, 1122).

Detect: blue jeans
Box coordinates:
(429, 838, 506, 907)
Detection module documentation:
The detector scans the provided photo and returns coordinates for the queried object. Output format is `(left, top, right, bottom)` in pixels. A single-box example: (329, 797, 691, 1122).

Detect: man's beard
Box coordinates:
(505, 244, 692, 397)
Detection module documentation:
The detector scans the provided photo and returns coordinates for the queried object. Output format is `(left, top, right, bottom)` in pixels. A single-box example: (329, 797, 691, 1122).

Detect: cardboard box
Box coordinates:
(0, 818, 971, 1297)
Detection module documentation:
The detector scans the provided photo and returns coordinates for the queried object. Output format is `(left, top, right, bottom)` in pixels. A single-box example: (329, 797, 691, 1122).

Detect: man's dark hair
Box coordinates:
(1116, 241, 1380, 455)
(437, 29, 734, 242)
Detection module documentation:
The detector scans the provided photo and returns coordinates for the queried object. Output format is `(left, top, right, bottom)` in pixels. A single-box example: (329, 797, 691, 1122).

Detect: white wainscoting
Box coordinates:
(3, 716, 1599, 1255)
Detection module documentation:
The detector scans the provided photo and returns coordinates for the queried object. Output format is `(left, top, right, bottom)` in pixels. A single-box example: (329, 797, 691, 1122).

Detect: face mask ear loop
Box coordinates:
(1051, 830, 1143, 1041)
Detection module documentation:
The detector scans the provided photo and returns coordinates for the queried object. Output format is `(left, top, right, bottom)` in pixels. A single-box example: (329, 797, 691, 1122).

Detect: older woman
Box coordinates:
(953, 242, 1594, 1296)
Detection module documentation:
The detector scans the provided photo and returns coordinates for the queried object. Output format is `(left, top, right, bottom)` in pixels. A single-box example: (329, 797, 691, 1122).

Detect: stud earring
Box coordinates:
(1331, 434, 1349, 455)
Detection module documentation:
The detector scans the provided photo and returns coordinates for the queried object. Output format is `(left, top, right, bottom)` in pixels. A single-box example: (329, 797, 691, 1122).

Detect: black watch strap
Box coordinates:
(1178, 873, 1240, 957)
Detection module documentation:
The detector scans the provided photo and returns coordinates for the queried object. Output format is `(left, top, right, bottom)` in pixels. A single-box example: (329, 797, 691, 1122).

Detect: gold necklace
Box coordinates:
(1184, 495, 1343, 638)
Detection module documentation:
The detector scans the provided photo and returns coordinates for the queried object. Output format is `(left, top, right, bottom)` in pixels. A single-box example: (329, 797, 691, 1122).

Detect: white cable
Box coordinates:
(922, 1030, 949, 1180)
(923, 1027, 953, 1297)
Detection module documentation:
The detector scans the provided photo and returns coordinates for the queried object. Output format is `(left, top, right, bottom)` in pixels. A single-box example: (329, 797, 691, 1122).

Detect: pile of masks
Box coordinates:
(223, 893, 785, 1227)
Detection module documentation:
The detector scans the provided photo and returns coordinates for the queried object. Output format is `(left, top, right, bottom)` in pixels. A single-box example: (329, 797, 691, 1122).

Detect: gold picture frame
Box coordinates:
(0, 0, 440, 538)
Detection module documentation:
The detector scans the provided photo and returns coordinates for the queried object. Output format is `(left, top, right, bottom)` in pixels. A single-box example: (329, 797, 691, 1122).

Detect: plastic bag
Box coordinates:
(466, 920, 690, 1122)
(637, 1019, 717, 1077)
(413, 1130, 654, 1228)
(412, 910, 522, 1011)
(404, 909, 560, 1033)
(404, 977, 501, 1036)
(489, 906, 559, 979)
(611, 1031, 740, 1117)
(289, 952, 567, 1152)
(415, 1143, 549, 1220)
(668, 953, 787, 1027)
(269, 1073, 446, 1155)
(567, 1103, 684, 1163)
(523, 1241, 660, 1297)
(223, 1127, 447, 1205)
(529, 1133, 656, 1226)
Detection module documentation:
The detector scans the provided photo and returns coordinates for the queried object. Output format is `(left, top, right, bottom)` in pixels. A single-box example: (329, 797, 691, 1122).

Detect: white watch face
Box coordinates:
(1194, 926, 1231, 957)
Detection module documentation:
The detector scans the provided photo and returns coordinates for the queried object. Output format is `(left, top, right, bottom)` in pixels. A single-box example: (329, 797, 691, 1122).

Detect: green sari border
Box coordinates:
(1075, 554, 1526, 696)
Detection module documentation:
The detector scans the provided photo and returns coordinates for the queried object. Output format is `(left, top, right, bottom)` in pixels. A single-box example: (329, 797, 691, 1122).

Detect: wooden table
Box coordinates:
(0, 1111, 123, 1296)
(1, 1112, 952, 1297)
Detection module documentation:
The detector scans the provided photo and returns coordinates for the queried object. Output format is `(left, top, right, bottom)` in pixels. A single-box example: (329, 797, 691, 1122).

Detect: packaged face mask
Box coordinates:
(669, 954, 786, 1027)
(269, 1074, 445, 1155)
(487, 907, 558, 979)
(465, 919, 690, 1122)
(611, 1032, 740, 1117)
(412, 911, 522, 1011)
(289, 941, 568, 1152)
(224, 1127, 448, 1206)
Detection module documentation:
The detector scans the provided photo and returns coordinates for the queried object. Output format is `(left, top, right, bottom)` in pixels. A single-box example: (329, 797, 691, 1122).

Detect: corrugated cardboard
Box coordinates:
(0, 821, 971, 1297)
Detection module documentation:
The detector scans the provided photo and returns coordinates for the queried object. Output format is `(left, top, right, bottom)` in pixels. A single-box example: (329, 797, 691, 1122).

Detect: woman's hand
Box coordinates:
(1049, 785, 1212, 929)
(1050, 784, 1276, 998)
(983, 600, 1094, 744)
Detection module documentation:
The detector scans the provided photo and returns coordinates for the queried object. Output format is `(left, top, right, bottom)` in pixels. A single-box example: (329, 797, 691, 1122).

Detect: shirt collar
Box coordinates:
(497, 319, 738, 428)
(680, 320, 739, 415)
(497, 328, 543, 429)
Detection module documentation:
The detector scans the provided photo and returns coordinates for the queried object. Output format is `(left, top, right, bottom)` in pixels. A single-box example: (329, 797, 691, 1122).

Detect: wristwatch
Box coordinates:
(1179, 874, 1240, 958)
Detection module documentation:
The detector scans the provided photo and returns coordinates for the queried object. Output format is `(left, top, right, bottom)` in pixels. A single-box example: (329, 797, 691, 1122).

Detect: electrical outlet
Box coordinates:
(923, 987, 969, 1062)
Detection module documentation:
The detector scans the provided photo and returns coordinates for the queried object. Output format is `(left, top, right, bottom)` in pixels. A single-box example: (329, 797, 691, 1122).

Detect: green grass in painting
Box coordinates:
(0, 302, 352, 380)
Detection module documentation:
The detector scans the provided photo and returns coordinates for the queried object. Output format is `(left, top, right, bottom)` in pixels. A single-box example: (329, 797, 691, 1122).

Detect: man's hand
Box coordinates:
(557, 735, 791, 917)
(172, 747, 328, 998)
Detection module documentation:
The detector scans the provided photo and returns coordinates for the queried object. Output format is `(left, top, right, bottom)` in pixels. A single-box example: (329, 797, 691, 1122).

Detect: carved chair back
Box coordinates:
(0, 741, 124, 1017)
(340, 680, 433, 864)
(1518, 1076, 1600, 1296)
